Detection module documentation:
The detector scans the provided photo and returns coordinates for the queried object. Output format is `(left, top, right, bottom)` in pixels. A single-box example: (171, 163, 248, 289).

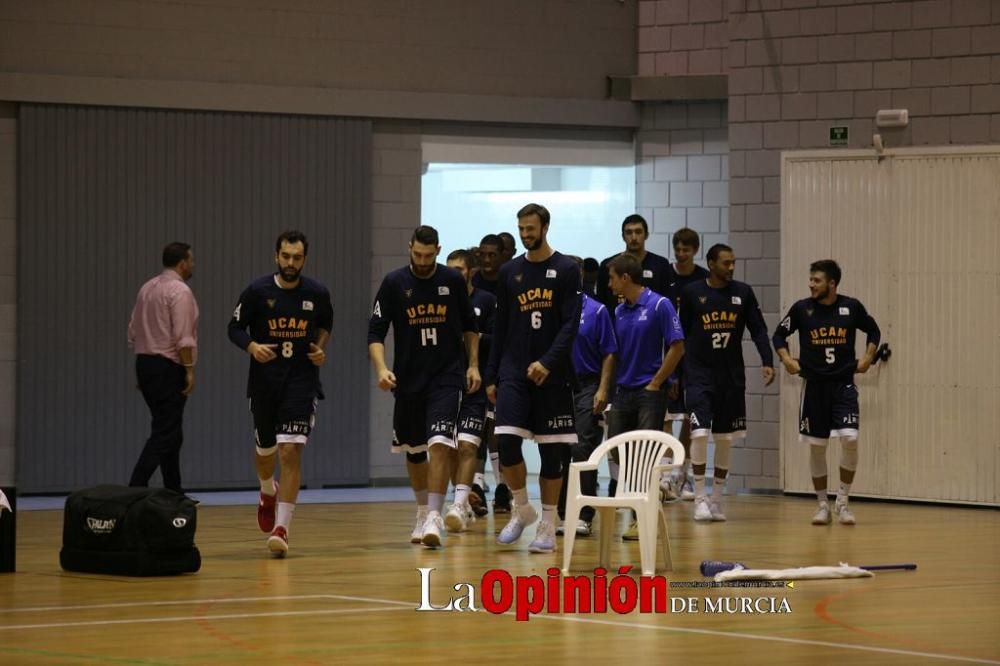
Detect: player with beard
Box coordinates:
(228, 230, 333, 557)
(773, 260, 880, 526)
(368, 226, 480, 548)
(485, 203, 581, 554)
(677, 244, 774, 523)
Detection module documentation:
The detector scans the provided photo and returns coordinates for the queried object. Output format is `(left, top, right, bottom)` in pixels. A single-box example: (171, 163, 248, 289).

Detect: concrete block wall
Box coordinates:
(639, 0, 1000, 491)
(638, 0, 730, 75)
(636, 101, 730, 262)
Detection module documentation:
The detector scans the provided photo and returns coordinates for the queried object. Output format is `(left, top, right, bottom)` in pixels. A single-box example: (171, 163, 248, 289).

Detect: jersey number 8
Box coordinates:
(282, 342, 294, 358)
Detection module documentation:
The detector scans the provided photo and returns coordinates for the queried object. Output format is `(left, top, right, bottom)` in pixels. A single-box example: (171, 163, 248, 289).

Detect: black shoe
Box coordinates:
(469, 483, 489, 517)
(493, 483, 512, 514)
(608, 478, 617, 497)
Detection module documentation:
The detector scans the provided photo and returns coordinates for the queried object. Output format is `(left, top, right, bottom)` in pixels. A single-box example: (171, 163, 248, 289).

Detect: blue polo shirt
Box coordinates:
(572, 293, 618, 378)
(614, 288, 684, 389)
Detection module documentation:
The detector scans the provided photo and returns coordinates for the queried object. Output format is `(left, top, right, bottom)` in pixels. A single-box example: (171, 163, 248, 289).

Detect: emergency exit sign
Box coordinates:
(829, 126, 849, 146)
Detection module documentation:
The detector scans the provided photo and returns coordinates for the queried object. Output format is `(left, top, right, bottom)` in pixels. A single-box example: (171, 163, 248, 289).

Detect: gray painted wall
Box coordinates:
(16, 104, 371, 492)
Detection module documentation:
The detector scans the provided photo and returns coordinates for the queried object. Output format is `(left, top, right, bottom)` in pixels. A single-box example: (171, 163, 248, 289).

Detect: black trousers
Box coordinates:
(130, 354, 187, 492)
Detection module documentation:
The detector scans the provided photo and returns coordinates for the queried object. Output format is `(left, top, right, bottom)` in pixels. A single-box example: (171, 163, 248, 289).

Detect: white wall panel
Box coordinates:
(781, 147, 1000, 505)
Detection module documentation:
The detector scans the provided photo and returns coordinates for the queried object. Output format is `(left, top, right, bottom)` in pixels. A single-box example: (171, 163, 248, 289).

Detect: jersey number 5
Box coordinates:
(825, 347, 835, 364)
(421, 328, 438, 347)
(531, 311, 543, 330)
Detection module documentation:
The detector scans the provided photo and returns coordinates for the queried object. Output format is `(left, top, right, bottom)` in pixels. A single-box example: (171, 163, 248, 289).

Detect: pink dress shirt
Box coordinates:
(128, 269, 199, 365)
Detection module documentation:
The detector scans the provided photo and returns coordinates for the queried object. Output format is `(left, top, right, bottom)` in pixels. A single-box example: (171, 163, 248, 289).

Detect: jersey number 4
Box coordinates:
(421, 328, 438, 347)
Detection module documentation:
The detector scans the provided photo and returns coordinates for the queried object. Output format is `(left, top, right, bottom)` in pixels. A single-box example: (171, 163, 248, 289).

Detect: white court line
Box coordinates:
(0, 595, 338, 613)
(332, 592, 1000, 665)
(3, 592, 997, 664)
(0, 605, 411, 631)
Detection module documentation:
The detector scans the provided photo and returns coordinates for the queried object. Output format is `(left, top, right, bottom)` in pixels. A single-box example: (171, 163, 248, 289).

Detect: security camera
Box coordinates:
(875, 109, 909, 128)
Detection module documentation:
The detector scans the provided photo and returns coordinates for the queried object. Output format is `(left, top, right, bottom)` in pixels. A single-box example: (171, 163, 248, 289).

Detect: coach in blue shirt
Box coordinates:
(558, 275, 617, 536)
(606, 253, 685, 538)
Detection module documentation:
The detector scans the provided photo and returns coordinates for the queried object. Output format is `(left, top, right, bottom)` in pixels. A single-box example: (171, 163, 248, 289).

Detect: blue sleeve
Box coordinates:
(597, 305, 618, 355)
(657, 297, 684, 345)
(316, 287, 334, 333)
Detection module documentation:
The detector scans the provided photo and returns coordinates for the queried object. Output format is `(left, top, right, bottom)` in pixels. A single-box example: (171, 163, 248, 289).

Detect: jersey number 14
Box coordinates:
(421, 328, 438, 347)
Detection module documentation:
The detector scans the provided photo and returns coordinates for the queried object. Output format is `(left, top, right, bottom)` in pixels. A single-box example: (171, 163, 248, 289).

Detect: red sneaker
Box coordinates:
(267, 526, 289, 557)
(257, 481, 279, 532)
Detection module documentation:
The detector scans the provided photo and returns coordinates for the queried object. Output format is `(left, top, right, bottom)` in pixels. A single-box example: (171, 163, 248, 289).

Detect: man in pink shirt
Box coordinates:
(127, 242, 199, 493)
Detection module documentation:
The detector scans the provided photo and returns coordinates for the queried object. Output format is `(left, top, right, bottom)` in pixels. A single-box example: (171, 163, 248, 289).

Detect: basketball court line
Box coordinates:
(1, 592, 997, 664)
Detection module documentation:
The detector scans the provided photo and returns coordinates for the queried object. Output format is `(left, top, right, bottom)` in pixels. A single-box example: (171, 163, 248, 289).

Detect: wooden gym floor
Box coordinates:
(1, 494, 998, 665)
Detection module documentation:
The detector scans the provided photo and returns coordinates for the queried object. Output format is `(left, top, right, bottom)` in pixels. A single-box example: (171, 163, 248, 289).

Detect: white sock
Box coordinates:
(542, 504, 556, 525)
(276, 502, 295, 529)
(713, 475, 727, 499)
(837, 482, 851, 504)
(473, 472, 485, 487)
(260, 477, 276, 495)
(694, 474, 706, 498)
(454, 484, 470, 506)
(817, 489, 828, 504)
(428, 492, 445, 513)
(512, 486, 529, 511)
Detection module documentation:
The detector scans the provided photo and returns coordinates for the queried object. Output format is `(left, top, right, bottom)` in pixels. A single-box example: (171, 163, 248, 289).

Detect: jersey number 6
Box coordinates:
(531, 311, 542, 330)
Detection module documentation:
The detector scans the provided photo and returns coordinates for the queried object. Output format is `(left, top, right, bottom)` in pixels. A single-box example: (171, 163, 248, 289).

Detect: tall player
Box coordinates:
(595, 214, 673, 314)
(772, 260, 880, 525)
(678, 243, 774, 522)
(664, 228, 711, 500)
(228, 230, 333, 557)
(368, 226, 480, 548)
(444, 248, 495, 529)
(485, 203, 581, 554)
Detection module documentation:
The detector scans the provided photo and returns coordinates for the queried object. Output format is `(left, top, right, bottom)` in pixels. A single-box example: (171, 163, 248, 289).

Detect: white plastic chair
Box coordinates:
(562, 429, 684, 576)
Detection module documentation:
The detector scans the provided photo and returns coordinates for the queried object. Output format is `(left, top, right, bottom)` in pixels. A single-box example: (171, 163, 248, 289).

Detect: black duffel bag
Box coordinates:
(60, 485, 200, 576)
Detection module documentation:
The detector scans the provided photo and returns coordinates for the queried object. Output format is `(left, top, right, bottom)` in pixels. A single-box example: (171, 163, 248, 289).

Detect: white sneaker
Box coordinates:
(811, 502, 831, 525)
(575, 519, 592, 536)
(660, 476, 678, 501)
(444, 503, 469, 533)
(835, 502, 856, 525)
(421, 511, 445, 548)
(411, 507, 429, 544)
(680, 477, 695, 501)
(497, 504, 538, 544)
(709, 500, 727, 522)
(694, 496, 713, 522)
(528, 520, 557, 553)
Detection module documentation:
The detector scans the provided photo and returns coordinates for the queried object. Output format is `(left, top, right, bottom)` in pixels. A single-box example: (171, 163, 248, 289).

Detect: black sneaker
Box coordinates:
(469, 483, 489, 517)
(493, 483, 512, 514)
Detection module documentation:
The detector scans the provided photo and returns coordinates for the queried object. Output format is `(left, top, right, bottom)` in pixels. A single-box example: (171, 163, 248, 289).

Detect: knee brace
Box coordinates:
(690, 435, 709, 467)
(809, 443, 827, 478)
(840, 438, 858, 472)
(538, 443, 566, 480)
(406, 451, 427, 465)
(498, 434, 524, 468)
